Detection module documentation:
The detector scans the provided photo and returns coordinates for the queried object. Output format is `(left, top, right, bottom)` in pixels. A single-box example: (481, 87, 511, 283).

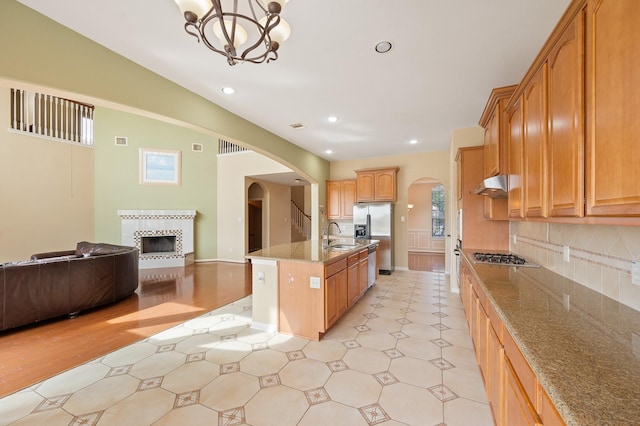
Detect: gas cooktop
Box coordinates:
(472, 252, 540, 267)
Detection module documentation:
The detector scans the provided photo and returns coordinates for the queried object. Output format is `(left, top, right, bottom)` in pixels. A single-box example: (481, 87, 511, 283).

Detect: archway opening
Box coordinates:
(248, 182, 265, 253)
(407, 177, 445, 272)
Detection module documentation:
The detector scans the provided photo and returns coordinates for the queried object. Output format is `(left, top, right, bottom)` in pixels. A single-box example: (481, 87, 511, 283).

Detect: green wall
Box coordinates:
(94, 107, 218, 259)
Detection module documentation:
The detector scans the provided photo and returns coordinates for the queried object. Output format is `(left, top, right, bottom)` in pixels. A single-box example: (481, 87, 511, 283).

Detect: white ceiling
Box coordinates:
(17, 0, 570, 163)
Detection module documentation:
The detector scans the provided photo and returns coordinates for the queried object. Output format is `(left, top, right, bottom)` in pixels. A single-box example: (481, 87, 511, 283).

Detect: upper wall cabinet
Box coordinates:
(479, 85, 516, 221)
(507, 94, 525, 218)
(479, 85, 517, 179)
(523, 63, 549, 219)
(327, 179, 356, 219)
(548, 9, 585, 217)
(355, 168, 398, 203)
(505, 0, 640, 222)
(585, 0, 640, 216)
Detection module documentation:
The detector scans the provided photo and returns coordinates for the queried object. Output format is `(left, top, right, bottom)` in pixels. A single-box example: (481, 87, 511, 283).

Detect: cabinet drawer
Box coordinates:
(347, 253, 359, 266)
(358, 249, 368, 261)
(325, 259, 347, 278)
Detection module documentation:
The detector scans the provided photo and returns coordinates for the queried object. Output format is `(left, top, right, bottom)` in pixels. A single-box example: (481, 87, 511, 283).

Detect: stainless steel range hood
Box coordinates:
(474, 175, 508, 198)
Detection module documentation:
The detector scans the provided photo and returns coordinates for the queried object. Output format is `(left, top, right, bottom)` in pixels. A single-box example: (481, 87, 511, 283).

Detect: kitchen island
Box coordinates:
(460, 250, 640, 425)
(246, 239, 378, 340)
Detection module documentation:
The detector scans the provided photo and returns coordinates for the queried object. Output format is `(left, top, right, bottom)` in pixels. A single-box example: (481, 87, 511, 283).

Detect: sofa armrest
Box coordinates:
(30, 250, 77, 261)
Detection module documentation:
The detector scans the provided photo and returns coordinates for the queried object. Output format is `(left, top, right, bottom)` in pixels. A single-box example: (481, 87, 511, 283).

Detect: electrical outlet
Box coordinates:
(310, 276, 321, 289)
(258, 272, 265, 282)
(512, 234, 517, 245)
(563, 245, 570, 263)
(632, 261, 640, 286)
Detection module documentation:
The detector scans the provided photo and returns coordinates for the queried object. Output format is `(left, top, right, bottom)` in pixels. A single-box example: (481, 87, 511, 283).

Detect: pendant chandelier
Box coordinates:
(174, 0, 291, 66)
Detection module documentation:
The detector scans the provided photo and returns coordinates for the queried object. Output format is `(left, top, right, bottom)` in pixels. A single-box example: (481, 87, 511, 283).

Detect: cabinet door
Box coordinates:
(347, 258, 359, 306)
(375, 170, 396, 201)
(324, 273, 338, 329)
(337, 268, 348, 316)
(356, 172, 375, 202)
(358, 257, 368, 296)
(476, 300, 489, 380)
(586, 0, 640, 216)
(504, 357, 543, 426)
(548, 10, 585, 217)
(485, 108, 500, 178)
(523, 64, 548, 218)
(341, 180, 356, 218)
(488, 323, 504, 425)
(508, 95, 525, 218)
(326, 181, 342, 219)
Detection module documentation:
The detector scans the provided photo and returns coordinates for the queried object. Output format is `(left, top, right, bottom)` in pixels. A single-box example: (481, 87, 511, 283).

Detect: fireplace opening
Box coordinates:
(141, 236, 176, 254)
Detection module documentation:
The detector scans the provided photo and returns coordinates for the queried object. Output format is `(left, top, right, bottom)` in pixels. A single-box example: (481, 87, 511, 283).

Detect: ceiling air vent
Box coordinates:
(289, 122, 306, 130)
(192, 143, 203, 152)
(114, 136, 128, 146)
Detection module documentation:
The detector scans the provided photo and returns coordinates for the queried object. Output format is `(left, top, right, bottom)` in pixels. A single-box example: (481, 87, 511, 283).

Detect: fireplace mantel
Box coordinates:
(118, 209, 196, 269)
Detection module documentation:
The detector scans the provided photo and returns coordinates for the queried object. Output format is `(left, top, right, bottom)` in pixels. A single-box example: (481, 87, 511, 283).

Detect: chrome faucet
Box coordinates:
(324, 221, 341, 248)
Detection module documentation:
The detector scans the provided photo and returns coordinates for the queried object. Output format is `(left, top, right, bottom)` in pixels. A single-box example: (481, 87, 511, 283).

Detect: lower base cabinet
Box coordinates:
(460, 256, 565, 425)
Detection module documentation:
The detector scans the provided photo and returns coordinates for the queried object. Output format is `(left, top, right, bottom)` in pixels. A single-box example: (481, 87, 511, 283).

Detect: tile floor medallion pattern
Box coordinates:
(0, 270, 493, 426)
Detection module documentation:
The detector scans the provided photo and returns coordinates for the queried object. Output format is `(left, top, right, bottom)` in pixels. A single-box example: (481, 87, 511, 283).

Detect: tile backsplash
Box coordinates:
(510, 222, 640, 312)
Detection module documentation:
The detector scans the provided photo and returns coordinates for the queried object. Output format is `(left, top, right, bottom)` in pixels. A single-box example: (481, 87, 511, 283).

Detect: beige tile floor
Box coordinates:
(0, 270, 493, 426)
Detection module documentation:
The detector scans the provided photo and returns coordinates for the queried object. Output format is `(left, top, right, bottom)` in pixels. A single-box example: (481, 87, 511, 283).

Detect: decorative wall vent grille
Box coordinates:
(218, 139, 249, 155)
(115, 136, 128, 146)
(10, 88, 94, 145)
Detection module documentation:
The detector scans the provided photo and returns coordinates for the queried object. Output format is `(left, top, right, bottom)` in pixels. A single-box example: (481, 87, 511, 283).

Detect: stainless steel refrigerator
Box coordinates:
(353, 203, 394, 274)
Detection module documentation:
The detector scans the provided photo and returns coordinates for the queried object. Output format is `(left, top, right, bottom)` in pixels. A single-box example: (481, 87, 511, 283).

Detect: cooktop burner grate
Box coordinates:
(473, 252, 533, 266)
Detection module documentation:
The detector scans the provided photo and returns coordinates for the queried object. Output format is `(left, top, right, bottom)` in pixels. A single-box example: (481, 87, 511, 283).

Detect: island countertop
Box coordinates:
(245, 239, 379, 264)
(461, 250, 640, 426)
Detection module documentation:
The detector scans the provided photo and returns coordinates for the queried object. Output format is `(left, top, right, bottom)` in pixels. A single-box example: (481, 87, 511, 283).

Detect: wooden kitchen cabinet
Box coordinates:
(585, 0, 640, 216)
(347, 253, 359, 306)
(523, 63, 549, 218)
(358, 249, 368, 297)
(459, 256, 564, 426)
(480, 85, 518, 179)
(504, 357, 543, 426)
(327, 179, 356, 219)
(324, 259, 348, 330)
(508, 94, 525, 219)
(355, 167, 398, 202)
(547, 9, 585, 217)
(479, 86, 515, 221)
(456, 147, 509, 250)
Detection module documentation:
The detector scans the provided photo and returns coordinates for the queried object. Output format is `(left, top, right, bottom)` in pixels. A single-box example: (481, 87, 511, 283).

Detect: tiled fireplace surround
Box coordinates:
(510, 222, 640, 312)
(118, 210, 196, 269)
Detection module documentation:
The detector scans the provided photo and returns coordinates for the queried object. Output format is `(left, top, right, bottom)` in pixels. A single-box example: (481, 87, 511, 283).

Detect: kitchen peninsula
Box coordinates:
(246, 239, 378, 340)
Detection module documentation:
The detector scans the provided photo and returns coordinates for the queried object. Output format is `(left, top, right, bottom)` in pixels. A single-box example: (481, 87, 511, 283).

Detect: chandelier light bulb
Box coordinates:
(174, 0, 212, 19)
(213, 20, 248, 48)
(259, 16, 291, 44)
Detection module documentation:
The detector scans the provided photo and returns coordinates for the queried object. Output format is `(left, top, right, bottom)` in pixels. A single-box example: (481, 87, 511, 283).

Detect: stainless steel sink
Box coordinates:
(328, 244, 360, 251)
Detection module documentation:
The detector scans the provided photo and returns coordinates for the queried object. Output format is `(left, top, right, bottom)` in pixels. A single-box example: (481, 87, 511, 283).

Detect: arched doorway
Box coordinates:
(407, 177, 445, 272)
(248, 182, 264, 253)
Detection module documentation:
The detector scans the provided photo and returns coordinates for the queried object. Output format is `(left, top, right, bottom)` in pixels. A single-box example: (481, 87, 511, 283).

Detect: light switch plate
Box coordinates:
(632, 261, 640, 286)
(563, 245, 570, 263)
(310, 276, 321, 289)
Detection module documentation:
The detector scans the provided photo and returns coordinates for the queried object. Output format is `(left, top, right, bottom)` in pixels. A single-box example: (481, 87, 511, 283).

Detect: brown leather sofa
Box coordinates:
(0, 242, 138, 332)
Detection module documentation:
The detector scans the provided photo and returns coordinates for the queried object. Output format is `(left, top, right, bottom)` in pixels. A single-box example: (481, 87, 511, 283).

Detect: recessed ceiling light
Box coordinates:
(375, 41, 393, 54)
(221, 87, 235, 95)
(325, 149, 333, 154)
(409, 139, 418, 145)
(328, 116, 339, 123)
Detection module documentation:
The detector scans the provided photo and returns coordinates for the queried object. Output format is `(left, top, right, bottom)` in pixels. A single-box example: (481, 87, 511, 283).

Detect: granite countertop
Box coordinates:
(462, 250, 640, 425)
(245, 239, 379, 264)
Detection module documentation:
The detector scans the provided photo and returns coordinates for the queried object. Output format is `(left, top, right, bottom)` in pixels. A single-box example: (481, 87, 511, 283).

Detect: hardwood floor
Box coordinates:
(408, 251, 445, 272)
(0, 261, 251, 398)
